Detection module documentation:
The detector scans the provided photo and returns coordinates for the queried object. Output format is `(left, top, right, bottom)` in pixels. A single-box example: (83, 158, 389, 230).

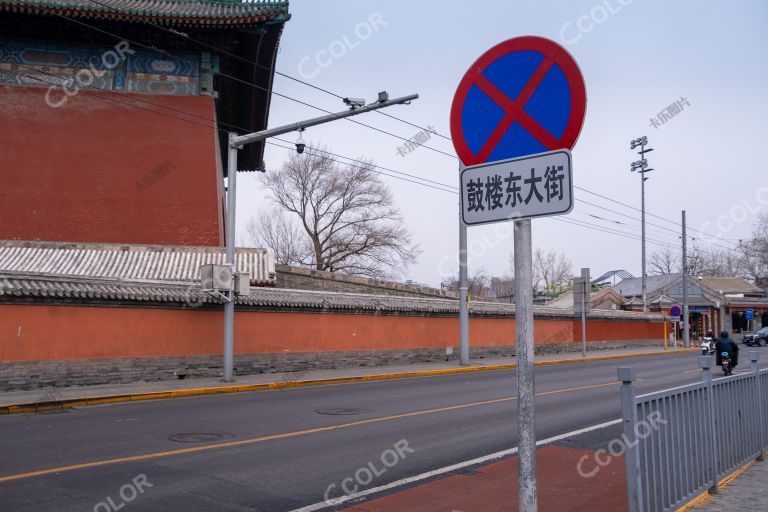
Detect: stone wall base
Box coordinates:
(0, 340, 661, 391)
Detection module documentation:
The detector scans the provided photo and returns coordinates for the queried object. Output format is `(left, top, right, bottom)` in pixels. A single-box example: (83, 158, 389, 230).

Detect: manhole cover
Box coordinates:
(168, 433, 223, 443)
(315, 407, 361, 416)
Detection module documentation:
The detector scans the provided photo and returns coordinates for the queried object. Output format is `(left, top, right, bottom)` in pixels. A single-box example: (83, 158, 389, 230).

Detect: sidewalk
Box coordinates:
(687, 460, 768, 511)
(339, 421, 630, 512)
(0, 346, 693, 413)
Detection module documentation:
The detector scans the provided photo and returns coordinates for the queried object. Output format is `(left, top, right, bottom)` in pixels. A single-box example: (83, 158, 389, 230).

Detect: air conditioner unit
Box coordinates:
(200, 264, 233, 291)
(234, 272, 251, 296)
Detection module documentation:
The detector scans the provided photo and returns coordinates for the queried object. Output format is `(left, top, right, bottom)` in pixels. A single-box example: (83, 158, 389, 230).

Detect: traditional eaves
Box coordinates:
(0, 0, 290, 27)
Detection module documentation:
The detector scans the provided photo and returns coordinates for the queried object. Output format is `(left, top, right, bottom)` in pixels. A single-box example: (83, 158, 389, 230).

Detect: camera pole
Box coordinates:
(221, 93, 419, 382)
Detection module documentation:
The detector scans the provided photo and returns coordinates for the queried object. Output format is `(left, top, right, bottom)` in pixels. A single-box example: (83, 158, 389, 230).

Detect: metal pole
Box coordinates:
(221, 93, 418, 383)
(223, 133, 238, 383)
(514, 219, 537, 512)
(618, 367, 642, 512)
(459, 166, 469, 366)
(581, 284, 586, 357)
(683, 210, 690, 348)
(701, 356, 720, 494)
(231, 94, 419, 147)
(750, 352, 765, 461)
(641, 171, 647, 313)
(580, 268, 589, 357)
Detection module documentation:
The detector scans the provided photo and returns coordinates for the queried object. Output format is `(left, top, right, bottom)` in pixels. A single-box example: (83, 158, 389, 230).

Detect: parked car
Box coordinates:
(743, 327, 768, 347)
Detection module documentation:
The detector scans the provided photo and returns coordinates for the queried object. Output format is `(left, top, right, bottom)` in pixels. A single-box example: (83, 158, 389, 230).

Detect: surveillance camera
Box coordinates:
(343, 97, 365, 108)
(295, 130, 306, 154)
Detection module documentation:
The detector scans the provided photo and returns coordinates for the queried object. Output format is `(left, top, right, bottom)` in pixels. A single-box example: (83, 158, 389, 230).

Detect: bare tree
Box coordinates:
(532, 248, 573, 293)
(245, 210, 306, 266)
(489, 275, 515, 298)
(649, 247, 680, 275)
(251, 147, 420, 279)
(739, 213, 768, 284)
(444, 270, 489, 297)
(696, 247, 744, 277)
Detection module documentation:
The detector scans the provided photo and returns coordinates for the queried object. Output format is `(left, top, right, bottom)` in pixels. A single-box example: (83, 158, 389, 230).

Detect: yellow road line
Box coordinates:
(0, 380, 618, 484)
(0, 349, 694, 415)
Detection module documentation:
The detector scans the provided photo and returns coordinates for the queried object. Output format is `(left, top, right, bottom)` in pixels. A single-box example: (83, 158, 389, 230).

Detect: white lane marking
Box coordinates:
(288, 418, 622, 512)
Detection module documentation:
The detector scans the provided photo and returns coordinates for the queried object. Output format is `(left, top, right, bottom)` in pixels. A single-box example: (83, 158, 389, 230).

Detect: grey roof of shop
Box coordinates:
(0, 240, 274, 285)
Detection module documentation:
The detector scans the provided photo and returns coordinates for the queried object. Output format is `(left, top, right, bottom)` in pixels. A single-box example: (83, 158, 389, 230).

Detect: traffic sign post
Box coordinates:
(451, 36, 586, 512)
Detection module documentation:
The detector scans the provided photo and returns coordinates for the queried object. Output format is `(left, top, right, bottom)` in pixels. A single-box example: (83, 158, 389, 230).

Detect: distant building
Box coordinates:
(545, 287, 625, 311)
(610, 274, 768, 336)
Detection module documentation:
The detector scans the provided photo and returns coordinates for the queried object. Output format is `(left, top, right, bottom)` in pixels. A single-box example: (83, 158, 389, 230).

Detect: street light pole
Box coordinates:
(221, 92, 419, 382)
(630, 137, 654, 313)
(682, 210, 690, 348)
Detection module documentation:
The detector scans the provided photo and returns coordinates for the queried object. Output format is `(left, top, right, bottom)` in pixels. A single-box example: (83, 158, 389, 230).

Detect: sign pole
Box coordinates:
(449, 37, 586, 512)
(514, 218, 537, 512)
(459, 164, 470, 366)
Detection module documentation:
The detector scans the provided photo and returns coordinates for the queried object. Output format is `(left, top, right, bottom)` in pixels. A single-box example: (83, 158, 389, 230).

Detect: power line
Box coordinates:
(82, 0, 454, 142)
(53, 0, 749, 249)
(20, 0, 455, 158)
(9, 66, 460, 196)
(574, 185, 739, 250)
(8, 69, 690, 251)
(21, 0, 742, 250)
(266, 141, 458, 194)
(7, 3, 748, 252)
(272, 137, 457, 190)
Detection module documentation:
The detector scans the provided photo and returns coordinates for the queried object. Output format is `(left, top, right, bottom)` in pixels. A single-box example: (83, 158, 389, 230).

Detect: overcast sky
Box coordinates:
(235, 0, 768, 287)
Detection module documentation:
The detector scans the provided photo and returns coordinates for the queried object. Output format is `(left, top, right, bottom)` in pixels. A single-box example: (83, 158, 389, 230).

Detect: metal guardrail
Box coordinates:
(619, 352, 767, 512)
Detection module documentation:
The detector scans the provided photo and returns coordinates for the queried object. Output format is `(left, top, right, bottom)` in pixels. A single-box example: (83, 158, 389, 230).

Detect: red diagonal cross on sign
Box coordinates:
(450, 36, 587, 167)
(474, 58, 560, 163)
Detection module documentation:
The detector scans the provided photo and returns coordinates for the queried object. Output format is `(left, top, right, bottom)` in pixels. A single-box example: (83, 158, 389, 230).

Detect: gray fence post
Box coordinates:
(701, 356, 720, 494)
(618, 367, 642, 512)
(750, 351, 765, 461)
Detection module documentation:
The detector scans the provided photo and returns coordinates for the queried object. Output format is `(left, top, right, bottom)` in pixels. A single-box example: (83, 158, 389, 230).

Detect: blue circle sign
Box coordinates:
(451, 36, 587, 166)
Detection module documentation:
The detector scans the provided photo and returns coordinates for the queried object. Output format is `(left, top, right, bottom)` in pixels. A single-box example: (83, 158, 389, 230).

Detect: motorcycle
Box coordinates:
(701, 336, 716, 355)
(721, 351, 734, 376)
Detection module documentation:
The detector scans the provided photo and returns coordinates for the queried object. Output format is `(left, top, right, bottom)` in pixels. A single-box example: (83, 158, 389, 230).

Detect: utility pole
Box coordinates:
(630, 137, 654, 313)
(221, 92, 418, 382)
(682, 210, 690, 348)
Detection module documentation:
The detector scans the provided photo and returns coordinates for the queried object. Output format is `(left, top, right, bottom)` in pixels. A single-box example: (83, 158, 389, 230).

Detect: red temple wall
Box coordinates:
(0, 86, 224, 246)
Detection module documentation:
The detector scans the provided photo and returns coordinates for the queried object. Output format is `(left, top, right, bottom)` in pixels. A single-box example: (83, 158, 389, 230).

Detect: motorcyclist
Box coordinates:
(715, 330, 739, 367)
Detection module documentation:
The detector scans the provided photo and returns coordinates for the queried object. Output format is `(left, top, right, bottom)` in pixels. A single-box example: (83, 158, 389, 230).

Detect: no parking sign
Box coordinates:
(450, 36, 586, 166)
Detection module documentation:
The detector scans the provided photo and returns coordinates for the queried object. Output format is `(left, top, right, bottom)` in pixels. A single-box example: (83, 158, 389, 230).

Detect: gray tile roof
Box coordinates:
(0, 272, 664, 321)
(0, 240, 274, 285)
(0, 0, 290, 26)
(612, 274, 681, 297)
(0, 241, 663, 320)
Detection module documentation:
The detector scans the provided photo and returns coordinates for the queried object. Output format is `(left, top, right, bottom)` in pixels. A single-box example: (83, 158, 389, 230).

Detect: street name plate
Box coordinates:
(460, 149, 573, 226)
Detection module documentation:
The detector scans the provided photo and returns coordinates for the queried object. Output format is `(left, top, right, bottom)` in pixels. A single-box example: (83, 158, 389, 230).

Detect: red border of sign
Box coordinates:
(450, 36, 587, 167)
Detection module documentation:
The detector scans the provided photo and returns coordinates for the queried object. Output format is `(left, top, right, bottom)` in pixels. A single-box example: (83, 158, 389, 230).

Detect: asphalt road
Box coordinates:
(0, 352, 763, 512)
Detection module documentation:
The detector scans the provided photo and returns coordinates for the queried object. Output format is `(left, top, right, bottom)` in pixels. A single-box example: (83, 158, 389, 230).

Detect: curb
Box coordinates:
(0, 349, 695, 415)
(675, 459, 758, 511)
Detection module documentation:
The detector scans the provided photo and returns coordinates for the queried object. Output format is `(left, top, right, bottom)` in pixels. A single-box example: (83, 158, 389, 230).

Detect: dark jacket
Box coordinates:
(715, 337, 739, 366)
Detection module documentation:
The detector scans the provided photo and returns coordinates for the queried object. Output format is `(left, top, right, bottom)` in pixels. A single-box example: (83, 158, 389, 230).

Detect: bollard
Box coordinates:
(618, 367, 642, 512)
(701, 356, 720, 494)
